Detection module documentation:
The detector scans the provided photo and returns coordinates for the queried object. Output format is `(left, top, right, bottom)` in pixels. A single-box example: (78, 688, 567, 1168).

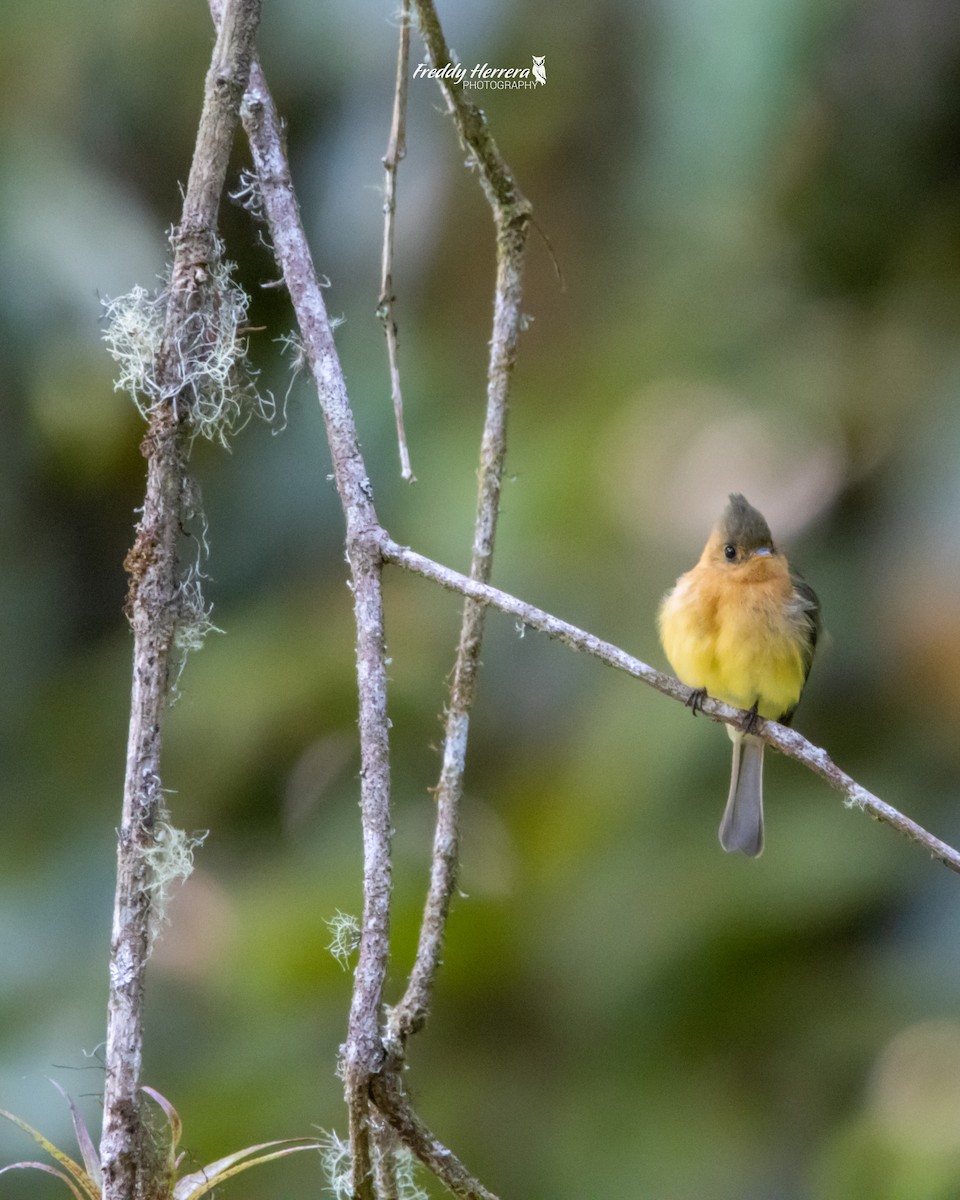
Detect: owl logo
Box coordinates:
(532, 55, 546, 86)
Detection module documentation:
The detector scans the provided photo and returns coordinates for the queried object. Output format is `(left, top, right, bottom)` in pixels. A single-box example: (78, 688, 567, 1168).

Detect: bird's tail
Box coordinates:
(719, 734, 764, 856)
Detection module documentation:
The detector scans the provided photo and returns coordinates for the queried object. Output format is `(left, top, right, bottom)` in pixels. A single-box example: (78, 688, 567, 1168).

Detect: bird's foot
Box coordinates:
(685, 687, 708, 716)
(740, 700, 760, 735)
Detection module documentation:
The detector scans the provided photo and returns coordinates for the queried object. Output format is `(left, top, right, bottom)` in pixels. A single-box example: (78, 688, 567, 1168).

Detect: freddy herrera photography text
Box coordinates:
(413, 54, 546, 90)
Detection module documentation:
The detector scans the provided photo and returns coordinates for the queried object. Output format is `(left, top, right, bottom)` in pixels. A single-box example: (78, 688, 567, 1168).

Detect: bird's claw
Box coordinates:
(740, 700, 760, 735)
(685, 687, 708, 716)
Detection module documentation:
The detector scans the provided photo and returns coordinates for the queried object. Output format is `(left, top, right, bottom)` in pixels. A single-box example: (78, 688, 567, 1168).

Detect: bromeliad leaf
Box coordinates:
(173, 1138, 323, 1200)
(2, 1084, 320, 1200)
(0, 1105, 100, 1200)
(0, 1161, 89, 1200)
(142, 1085, 183, 1152)
(141, 1085, 185, 1196)
(50, 1079, 102, 1192)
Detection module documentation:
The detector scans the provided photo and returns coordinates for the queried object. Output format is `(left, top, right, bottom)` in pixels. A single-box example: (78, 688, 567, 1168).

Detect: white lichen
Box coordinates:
(393, 1146, 429, 1200)
(318, 1130, 353, 1200)
(318, 1128, 427, 1200)
(101, 249, 272, 448)
(325, 909, 361, 971)
(142, 823, 208, 947)
(273, 329, 310, 432)
(229, 168, 266, 223)
(168, 561, 223, 697)
(101, 284, 166, 404)
(167, 480, 223, 697)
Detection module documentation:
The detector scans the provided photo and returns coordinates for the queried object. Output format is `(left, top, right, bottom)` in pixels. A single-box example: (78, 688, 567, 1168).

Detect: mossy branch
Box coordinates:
(234, 49, 391, 1200)
(100, 4, 262, 1200)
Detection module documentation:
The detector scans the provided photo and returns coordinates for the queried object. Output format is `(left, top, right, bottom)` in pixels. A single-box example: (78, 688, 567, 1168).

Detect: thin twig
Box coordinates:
(410, 0, 530, 214)
(387, 0, 533, 1054)
(379, 534, 960, 876)
(370, 1111, 400, 1200)
(236, 55, 392, 1200)
(378, 0, 414, 482)
(370, 1071, 500, 1200)
(100, 4, 262, 1199)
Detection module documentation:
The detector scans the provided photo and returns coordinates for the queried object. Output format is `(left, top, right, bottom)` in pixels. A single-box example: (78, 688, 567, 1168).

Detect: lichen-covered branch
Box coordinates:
(387, 0, 533, 1056)
(236, 54, 392, 1200)
(100, 4, 262, 1200)
(370, 1071, 500, 1200)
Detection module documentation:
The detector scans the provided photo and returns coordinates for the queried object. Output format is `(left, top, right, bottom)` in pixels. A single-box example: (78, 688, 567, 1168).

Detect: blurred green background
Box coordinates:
(4, 0, 960, 1197)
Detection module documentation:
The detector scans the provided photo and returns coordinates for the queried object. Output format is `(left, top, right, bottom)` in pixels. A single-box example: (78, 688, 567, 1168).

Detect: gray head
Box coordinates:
(718, 494, 775, 555)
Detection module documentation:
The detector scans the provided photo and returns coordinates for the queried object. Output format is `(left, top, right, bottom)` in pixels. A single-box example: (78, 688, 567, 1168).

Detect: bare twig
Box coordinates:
(237, 56, 392, 1200)
(100, 3, 262, 1199)
(370, 1117, 398, 1200)
(410, 0, 530, 215)
(379, 535, 960, 875)
(378, 0, 414, 482)
(387, 0, 533, 1055)
(370, 1070, 500, 1200)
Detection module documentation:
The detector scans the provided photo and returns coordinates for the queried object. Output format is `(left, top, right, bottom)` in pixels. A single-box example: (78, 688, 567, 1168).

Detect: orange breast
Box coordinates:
(658, 564, 806, 718)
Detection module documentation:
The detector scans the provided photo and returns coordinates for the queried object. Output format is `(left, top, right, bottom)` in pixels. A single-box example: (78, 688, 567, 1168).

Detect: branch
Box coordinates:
(410, 0, 529, 214)
(100, 5, 262, 1199)
(370, 1112, 400, 1200)
(233, 13, 528, 1193)
(236, 53, 392, 1200)
(387, 0, 533, 1054)
(379, 535, 960, 876)
(370, 1071, 499, 1200)
(377, 0, 414, 482)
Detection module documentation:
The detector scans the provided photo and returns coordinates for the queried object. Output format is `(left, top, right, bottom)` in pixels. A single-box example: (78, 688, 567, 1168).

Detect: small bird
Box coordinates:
(657, 494, 821, 856)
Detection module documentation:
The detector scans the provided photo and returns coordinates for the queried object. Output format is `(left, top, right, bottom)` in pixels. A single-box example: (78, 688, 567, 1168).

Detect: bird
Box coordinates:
(532, 55, 546, 86)
(657, 494, 821, 856)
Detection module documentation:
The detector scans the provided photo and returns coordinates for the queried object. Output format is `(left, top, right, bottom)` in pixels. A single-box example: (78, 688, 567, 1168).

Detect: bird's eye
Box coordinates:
(723, 543, 737, 561)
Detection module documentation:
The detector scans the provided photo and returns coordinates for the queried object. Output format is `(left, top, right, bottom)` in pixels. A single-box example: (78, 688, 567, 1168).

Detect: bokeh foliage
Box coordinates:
(3, 0, 960, 1197)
